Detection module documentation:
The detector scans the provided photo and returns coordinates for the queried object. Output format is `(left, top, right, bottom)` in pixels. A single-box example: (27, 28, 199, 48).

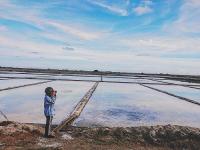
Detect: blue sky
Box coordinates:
(0, 0, 200, 74)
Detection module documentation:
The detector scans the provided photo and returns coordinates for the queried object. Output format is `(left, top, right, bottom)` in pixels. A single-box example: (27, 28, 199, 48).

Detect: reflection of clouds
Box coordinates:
(2, 79, 200, 127)
(103, 78, 159, 84)
(76, 106, 158, 127)
(0, 81, 93, 124)
(77, 107, 200, 127)
(149, 85, 200, 102)
(7, 113, 44, 123)
(0, 115, 7, 122)
(61, 90, 72, 93)
(76, 83, 200, 128)
(106, 107, 158, 121)
(0, 79, 44, 89)
(0, 103, 6, 110)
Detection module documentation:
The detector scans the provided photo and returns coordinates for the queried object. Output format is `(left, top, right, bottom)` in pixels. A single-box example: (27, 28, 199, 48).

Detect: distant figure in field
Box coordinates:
(44, 87, 57, 138)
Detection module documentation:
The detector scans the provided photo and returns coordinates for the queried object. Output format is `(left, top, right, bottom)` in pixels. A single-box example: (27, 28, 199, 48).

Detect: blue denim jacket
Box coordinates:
(44, 95, 56, 116)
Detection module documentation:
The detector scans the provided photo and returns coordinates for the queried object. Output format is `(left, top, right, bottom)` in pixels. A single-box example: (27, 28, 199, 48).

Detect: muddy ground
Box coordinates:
(0, 121, 200, 150)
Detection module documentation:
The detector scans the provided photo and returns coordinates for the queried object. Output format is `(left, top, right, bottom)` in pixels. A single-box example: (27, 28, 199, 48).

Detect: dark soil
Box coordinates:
(0, 121, 200, 150)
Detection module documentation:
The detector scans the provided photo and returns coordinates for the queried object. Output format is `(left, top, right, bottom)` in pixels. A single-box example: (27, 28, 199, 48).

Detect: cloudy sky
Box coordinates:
(0, 0, 199, 74)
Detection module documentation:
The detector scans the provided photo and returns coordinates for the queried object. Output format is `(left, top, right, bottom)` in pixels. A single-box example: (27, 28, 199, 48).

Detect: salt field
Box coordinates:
(103, 77, 161, 83)
(153, 79, 200, 86)
(0, 79, 48, 90)
(0, 80, 93, 124)
(0, 72, 200, 128)
(75, 83, 200, 128)
(148, 84, 200, 102)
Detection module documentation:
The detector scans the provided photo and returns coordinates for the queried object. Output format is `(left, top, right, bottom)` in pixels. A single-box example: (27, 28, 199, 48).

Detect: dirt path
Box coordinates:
(54, 82, 99, 132)
(0, 121, 200, 150)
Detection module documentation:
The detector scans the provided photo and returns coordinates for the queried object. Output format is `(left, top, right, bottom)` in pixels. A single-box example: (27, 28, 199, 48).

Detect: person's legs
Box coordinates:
(45, 116, 54, 137)
(49, 116, 53, 134)
(44, 116, 50, 137)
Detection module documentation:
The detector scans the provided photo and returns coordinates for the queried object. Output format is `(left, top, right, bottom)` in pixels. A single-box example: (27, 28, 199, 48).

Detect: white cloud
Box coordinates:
(0, 31, 133, 62)
(87, 0, 128, 16)
(0, 0, 13, 7)
(1, 30, 200, 74)
(0, 26, 7, 31)
(0, 1, 105, 40)
(163, 0, 200, 34)
(133, 6, 153, 15)
(87, 0, 154, 16)
(0, 1, 46, 30)
(133, 0, 153, 15)
(0, 0, 200, 74)
(121, 36, 200, 56)
(47, 21, 103, 40)
(0, 34, 63, 55)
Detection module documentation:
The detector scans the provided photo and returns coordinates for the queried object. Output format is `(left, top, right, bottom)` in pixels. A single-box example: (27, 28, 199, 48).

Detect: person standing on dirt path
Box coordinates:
(44, 87, 57, 138)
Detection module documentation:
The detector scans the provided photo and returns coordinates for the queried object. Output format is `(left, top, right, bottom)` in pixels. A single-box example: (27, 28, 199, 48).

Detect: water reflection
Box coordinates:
(149, 85, 200, 102)
(75, 83, 200, 128)
(1, 79, 200, 128)
(0, 81, 93, 124)
(0, 79, 46, 89)
(106, 107, 158, 121)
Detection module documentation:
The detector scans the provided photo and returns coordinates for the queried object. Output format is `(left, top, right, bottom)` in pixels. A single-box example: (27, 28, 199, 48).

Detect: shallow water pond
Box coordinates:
(0, 81, 93, 124)
(75, 83, 200, 128)
(0, 79, 48, 89)
(148, 84, 200, 102)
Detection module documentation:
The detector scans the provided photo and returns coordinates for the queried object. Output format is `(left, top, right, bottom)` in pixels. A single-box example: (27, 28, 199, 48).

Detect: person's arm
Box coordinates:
(52, 96, 56, 102)
(45, 95, 55, 104)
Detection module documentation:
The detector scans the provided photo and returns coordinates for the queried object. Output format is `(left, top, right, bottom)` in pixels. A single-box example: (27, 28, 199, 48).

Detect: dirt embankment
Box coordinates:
(0, 121, 200, 150)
